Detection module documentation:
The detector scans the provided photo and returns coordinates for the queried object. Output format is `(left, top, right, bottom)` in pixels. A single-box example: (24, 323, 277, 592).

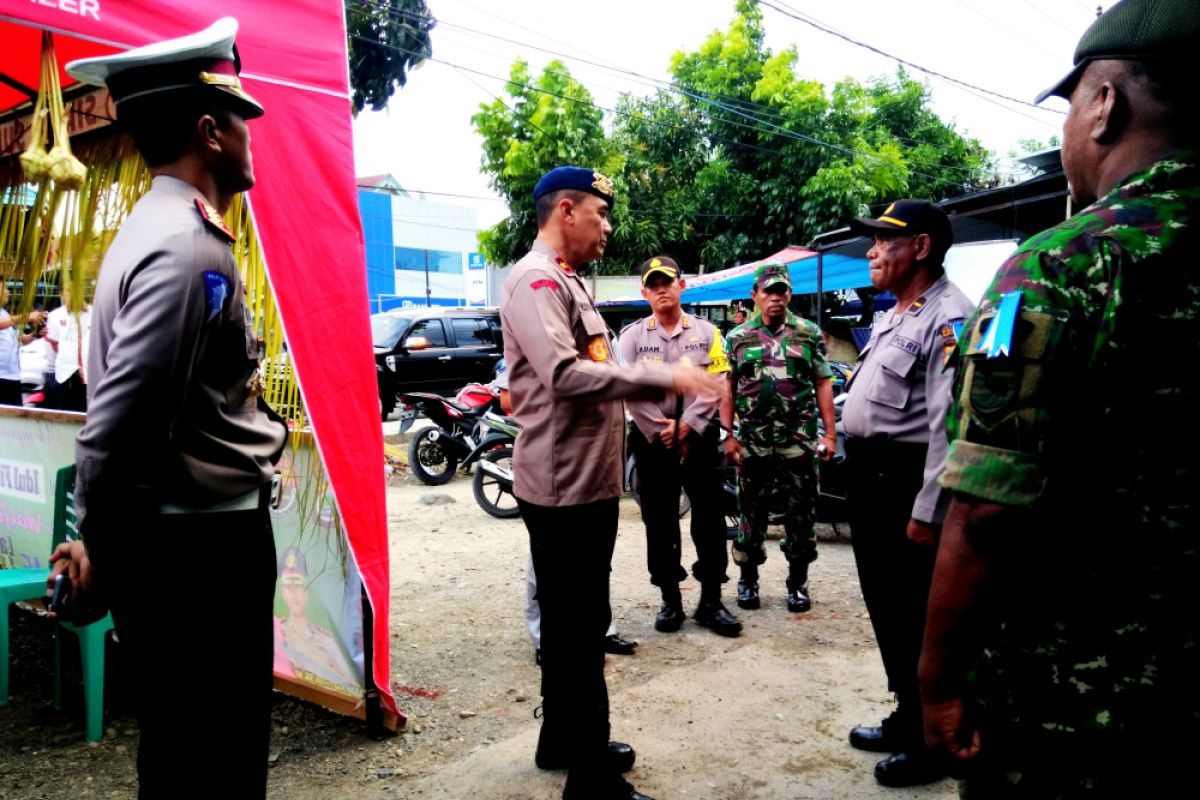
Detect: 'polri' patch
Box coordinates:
(890, 336, 921, 356)
(530, 279, 559, 292)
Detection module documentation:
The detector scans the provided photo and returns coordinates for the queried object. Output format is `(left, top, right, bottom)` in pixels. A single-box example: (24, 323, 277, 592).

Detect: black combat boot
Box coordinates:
(736, 564, 760, 610)
(786, 563, 811, 613)
(654, 584, 685, 632)
(694, 582, 742, 637)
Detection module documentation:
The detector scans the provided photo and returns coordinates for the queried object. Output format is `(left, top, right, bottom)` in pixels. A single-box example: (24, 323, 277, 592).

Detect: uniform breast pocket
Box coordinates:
(867, 343, 917, 410)
(785, 342, 811, 376)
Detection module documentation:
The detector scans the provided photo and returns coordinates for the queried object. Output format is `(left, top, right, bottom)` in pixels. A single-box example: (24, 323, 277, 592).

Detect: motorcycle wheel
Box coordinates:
(407, 427, 459, 486)
(473, 447, 520, 518)
(626, 456, 691, 518)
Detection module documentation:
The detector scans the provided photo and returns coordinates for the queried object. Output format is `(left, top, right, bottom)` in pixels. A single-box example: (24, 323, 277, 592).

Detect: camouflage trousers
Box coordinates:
(731, 453, 818, 567)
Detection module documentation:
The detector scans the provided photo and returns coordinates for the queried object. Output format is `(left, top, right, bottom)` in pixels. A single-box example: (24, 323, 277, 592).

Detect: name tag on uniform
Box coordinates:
(890, 336, 921, 356)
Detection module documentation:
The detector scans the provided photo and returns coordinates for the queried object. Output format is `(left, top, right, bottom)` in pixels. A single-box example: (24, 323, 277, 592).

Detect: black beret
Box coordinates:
(1036, 0, 1200, 103)
(532, 166, 616, 207)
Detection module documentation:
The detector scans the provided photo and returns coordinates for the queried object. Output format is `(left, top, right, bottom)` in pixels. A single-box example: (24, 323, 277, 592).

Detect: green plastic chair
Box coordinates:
(49, 464, 115, 743)
(0, 562, 48, 707)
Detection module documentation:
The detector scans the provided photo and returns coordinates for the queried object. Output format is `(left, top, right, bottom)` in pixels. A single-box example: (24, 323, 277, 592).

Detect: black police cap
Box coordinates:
(850, 199, 953, 253)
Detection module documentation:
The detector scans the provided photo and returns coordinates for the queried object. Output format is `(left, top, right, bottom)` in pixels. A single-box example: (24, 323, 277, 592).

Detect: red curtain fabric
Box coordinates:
(0, 0, 396, 717)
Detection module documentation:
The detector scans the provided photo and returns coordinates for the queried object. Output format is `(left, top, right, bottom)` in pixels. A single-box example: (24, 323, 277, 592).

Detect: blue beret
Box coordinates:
(532, 166, 616, 207)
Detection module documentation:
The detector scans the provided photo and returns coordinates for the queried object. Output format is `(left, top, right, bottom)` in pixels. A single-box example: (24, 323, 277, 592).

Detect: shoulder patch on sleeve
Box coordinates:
(202, 271, 232, 322)
(706, 333, 731, 374)
(530, 278, 560, 292)
(195, 199, 235, 243)
(941, 321, 963, 365)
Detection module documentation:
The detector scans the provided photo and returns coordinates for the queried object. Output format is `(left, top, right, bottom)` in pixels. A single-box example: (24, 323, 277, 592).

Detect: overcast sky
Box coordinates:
(352, 0, 1100, 227)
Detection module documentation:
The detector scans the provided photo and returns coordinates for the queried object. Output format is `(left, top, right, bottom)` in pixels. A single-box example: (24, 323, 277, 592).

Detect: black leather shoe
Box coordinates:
(655, 602, 685, 632)
(537, 740, 636, 773)
(786, 581, 811, 613)
(564, 775, 655, 800)
(693, 601, 742, 637)
(849, 724, 900, 753)
(874, 750, 947, 788)
(604, 634, 639, 655)
(736, 579, 760, 610)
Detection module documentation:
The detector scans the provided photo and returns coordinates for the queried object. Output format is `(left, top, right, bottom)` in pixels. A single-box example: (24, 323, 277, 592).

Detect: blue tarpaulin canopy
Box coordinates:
(596, 245, 870, 307)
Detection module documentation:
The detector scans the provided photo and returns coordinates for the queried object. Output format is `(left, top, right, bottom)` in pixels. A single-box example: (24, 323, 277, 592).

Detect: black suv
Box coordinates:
(372, 307, 504, 419)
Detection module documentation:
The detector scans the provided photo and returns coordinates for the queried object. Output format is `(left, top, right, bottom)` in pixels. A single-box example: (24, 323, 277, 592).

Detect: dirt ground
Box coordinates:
(1, 467, 957, 800)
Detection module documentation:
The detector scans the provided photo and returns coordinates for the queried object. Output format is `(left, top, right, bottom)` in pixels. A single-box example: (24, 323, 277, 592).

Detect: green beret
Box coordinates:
(1036, 0, 1200, 102)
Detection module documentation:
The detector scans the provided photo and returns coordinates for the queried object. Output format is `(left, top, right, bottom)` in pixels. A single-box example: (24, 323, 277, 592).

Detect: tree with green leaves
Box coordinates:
(471, 60, 620, 270)
(472, 0, 994, 275)
(345, 0, 435, 115)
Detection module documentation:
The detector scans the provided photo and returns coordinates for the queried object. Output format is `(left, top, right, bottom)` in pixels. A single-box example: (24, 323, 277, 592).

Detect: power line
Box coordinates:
(349, 23, 1005, 183)
(753, 0, 1066, 112)
(1016, 0, 1086, 36)
(359, 0, 1046, 164)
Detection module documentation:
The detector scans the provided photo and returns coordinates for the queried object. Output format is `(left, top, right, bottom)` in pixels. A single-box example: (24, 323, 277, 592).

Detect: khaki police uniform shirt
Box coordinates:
(500, 241, 674, 507)
(842, 273, 975, 524)
(618, 313, 730, 440)
(76, 176, 287, 535)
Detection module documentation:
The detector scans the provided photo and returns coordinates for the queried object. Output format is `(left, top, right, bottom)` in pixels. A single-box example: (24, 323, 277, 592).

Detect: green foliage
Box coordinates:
(472, 2, 1000, 275)
(345, 0, 435, 115)
(471, 60, 620, 269)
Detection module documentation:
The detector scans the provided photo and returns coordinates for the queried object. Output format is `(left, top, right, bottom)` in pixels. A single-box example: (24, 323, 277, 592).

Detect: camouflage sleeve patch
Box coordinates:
(943, 306, 1069, 507)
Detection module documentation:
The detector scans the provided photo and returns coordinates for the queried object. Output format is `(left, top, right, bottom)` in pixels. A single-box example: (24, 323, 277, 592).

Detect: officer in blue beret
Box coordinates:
(503, 165, 721, 800)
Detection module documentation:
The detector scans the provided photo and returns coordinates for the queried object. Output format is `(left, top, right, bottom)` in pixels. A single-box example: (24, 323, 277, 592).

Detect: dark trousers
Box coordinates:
(846, 436, 932, 745)
(105, 505, 277, 799)
(47, 372, 87, 412)
(629, 424, 729, 590)
(0, 378, 20, 405)
(518, 497, 622, 793)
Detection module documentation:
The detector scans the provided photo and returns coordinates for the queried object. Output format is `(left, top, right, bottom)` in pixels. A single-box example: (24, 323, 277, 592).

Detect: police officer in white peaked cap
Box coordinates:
(49, 18, 286, 798)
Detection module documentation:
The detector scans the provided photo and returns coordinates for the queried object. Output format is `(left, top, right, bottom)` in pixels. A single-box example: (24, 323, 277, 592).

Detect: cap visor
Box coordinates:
(641, 267, 678, 284)
(219, 85, 264, 118)
(1034, 63, 1084, 104)
(850, 218, 905, 237)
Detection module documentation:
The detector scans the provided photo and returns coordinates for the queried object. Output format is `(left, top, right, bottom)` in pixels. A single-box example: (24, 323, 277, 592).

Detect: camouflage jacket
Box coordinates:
(726, 310, 832, 458)
(941, 154, 1200, 760)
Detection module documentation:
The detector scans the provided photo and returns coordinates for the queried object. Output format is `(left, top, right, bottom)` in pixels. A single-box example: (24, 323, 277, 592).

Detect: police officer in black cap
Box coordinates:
(841, 199, 974, 787)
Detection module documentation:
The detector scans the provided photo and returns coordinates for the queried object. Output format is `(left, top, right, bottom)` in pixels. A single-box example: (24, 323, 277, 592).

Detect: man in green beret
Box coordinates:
(919, 0, 1200, 796)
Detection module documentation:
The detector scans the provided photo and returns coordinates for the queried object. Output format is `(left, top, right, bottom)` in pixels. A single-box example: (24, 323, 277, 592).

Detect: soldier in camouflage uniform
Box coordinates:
(919, 1, 1200, 797)
(723, 263, 836, 613)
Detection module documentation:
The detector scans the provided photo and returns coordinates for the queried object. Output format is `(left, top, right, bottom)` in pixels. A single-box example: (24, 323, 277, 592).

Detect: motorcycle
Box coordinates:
(402, 382, 505, 486)
(625, 396, 850, 541)
(472, 412, 522, 518)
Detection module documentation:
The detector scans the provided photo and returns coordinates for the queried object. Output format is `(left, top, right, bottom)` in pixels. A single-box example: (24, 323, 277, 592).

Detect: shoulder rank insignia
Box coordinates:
(196, 198, 235, 243)
(647, 318, 657, 330)
(554, 256, 576, 276)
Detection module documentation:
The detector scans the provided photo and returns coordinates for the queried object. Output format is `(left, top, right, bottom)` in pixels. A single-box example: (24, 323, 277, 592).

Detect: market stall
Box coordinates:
(0, 1, 398, 729)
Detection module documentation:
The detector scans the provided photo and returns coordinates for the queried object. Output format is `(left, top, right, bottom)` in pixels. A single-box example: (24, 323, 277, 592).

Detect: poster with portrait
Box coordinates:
(0, 411, 368, 716)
